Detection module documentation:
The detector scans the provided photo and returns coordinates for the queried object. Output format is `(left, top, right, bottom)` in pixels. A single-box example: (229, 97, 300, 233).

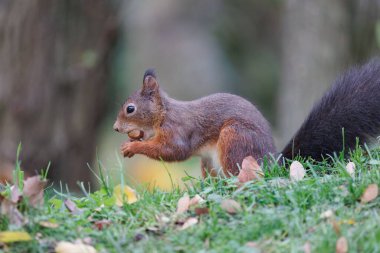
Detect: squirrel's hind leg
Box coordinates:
(217, 122, 271, 177)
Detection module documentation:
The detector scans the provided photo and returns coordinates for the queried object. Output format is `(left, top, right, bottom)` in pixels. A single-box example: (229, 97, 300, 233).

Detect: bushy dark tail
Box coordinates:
(281, 58, 380, 160)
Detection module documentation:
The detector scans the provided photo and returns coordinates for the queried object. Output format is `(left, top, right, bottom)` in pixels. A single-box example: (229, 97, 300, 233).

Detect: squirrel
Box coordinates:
(113, 58, 380, 177)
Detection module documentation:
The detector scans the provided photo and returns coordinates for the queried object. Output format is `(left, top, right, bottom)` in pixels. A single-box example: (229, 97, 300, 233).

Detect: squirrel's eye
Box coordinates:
(126, 104, 135, 114)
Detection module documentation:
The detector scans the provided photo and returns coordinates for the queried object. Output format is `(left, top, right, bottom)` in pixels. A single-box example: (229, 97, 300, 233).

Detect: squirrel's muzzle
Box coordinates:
(113, 122, 120, 132)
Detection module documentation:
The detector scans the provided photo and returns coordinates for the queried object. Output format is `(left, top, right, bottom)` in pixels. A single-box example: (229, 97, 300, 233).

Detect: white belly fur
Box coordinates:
(195, 143, 224, 176)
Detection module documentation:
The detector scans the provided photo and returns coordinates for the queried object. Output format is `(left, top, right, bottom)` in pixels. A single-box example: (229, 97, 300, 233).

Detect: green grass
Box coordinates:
(1, 147, 380, 253)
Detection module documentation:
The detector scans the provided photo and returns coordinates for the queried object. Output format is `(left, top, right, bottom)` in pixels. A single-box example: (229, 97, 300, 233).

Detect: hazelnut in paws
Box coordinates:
(128, 129, 144, 140)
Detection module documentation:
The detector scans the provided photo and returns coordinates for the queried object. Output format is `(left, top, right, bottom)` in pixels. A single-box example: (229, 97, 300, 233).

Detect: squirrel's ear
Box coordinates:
(141, 69, 159, 96)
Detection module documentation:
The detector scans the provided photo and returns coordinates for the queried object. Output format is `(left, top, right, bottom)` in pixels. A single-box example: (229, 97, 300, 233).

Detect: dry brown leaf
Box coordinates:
(176, 194, 190, 214)
(303, 241, 311, 253)
(10, 186, 22, 203)
(245, 241, 259, 248)
(55, 241, 97, 253)
(194, 207, 209, 216)
(113, 184, 138, 206)
(220, 199, 242, 214)
(0, 198, 25, 226)
(179, 217, 198, 230)
(336, 237, 348, 253)
(93, 219, 112, 230)
(64, 199, 83, 215)
(332, 220, 341, 235)
(238, 156, 264, 183)
(360, 184, 378, 204)
(289, 161, 306, 181)
(23, 176, 47, 208)
(345, 162, 355, 178)
(39, 221, 59, 229)
(189, 194, 205, 207)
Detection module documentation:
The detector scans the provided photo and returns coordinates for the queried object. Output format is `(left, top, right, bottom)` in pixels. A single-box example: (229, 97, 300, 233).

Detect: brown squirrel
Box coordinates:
(114, 58, 380, 177)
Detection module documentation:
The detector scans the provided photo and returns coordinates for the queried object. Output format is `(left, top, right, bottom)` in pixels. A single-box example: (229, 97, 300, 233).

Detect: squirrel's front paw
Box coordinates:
(121, 142, 136, 158)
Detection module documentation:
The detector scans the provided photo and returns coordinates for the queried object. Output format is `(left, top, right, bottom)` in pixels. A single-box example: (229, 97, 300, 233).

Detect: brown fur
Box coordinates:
(114, 70, 276, 177)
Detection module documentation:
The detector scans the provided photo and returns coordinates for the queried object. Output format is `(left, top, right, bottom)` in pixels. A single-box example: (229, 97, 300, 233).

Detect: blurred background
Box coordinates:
(0, 0, 379, 190)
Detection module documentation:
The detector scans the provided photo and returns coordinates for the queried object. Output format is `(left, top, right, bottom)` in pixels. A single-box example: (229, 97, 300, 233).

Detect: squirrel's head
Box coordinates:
(113, 69, 165, 139)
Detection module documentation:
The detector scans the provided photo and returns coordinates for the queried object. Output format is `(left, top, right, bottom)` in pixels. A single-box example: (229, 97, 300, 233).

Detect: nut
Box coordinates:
(128, 129, 144, 140)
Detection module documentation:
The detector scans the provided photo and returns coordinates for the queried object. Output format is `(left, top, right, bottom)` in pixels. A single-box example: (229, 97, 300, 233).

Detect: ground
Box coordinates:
(0, 147, 379, 253)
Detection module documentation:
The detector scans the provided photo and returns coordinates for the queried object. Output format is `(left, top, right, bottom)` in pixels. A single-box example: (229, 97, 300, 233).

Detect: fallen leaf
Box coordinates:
(220, 199, 242, 214)
(10, 185, 22, 203)
(289, 161, 306, 181)
(342, 219, 355, 225)
(332, 219, 341, 235)
(360, 184, 378, 204)
(156, 214, 170, 225)
(303, 241, 311, 253)
(39, 221, 59, 229)
(55, 241, 97, 253)
(0, 231, 32, 243)
(93, 219, 111, 230)
(189, 194, 205, 207)
(238, 156, 264, 183)
(345, 162, 355, 178)
(320, 209, 334, 219)
(336, 236, 348, 253)
(113, 184, 138, 206)
(176, 194, 190, 214)
(23, 176, 47, 208)
(74, 237, 94, 246)
(194, 207, 209, 216)
(0, 198, 25, 226)
(64, 199, 83, 215)
(179, 217, 198, 230)
(245, 241, 259, 248)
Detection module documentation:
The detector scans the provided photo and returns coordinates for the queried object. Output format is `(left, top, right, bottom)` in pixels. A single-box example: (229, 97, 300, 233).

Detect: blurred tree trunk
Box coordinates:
(278, 0, 380, 148)
(278, 0, 350, 147)
(0, 1, 119, 189)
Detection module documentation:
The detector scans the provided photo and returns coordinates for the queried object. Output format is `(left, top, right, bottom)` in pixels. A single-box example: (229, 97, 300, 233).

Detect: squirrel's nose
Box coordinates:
(113, 123, 119, 132)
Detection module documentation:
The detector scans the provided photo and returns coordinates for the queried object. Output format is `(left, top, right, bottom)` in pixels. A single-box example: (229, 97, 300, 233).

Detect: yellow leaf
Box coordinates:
(0, 231, 32, 243)
(113, 184, 138, 206)
(55, 241, 97, 253)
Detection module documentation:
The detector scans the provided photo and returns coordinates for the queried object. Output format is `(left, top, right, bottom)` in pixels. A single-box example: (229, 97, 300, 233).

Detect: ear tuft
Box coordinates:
(143, 68, 156, 81)
(142, 68, 159, 96)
